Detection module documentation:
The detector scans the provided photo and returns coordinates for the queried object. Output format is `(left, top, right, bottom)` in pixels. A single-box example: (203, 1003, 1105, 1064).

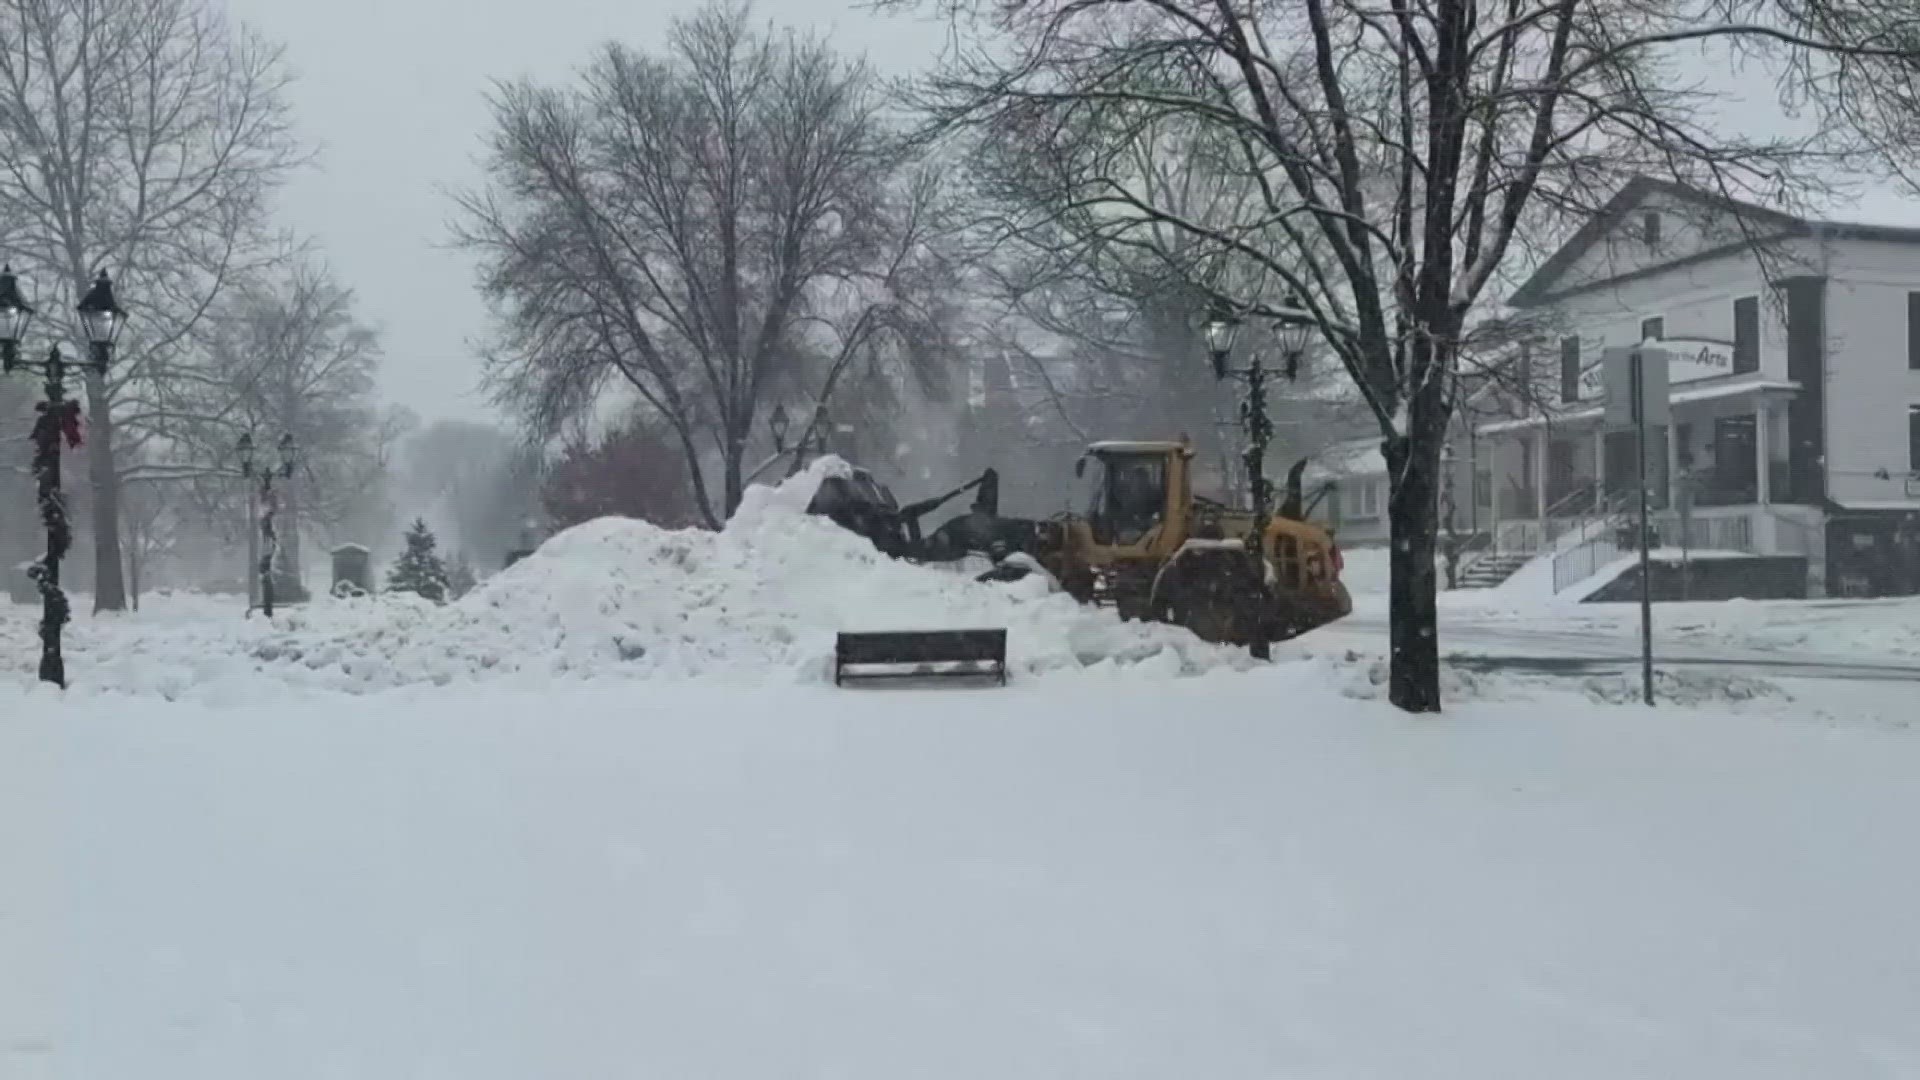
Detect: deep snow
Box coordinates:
(6, 677, 1919, 1079)
(6, 458, 1920, 1077)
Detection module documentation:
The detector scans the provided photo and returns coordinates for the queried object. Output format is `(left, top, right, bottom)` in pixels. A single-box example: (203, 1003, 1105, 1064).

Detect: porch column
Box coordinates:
(1667, 422, 1680, 511)
(1755, 399, 1772, 506)
(1533, 431, 1548, 520)
(1592, 426, 1606, 512)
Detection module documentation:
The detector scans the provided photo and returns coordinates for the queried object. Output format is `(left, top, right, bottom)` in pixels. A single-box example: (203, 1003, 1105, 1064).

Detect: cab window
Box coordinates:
(1088, 454, 1167, 545)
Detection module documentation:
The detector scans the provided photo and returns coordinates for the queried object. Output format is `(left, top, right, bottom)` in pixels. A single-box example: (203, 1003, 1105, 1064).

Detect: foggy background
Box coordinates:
(3, 0, 1916, 609)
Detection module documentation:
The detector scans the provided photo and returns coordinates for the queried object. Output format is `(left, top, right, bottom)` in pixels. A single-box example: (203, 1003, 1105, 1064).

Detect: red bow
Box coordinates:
(61, 403, 82, 448)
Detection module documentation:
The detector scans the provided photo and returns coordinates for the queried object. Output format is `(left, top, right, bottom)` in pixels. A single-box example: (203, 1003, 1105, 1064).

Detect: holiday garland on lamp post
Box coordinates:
(1200, 293, 1317, 662)
(0, 266, 128, 688)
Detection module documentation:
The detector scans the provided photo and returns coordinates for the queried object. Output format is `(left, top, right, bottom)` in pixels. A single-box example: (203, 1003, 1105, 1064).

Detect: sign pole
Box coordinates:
(1678, 475, 1693, 602)
(1632, 348, 1655, 707)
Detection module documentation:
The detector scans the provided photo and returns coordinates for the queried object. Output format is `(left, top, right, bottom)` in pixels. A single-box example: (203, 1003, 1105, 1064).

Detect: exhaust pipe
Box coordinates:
(1277, 459, 1307, 520)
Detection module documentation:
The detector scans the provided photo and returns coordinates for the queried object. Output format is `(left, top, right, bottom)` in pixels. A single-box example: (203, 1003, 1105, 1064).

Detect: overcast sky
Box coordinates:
(224, 0, 1920, 429)
(222, 0, 948, 427)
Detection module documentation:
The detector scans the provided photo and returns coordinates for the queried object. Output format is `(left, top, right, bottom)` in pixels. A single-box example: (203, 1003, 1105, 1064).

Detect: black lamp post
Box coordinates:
(0, 267, 126, 688)
(238, 431, 298, 617)
(1203, 292, 1316, 661)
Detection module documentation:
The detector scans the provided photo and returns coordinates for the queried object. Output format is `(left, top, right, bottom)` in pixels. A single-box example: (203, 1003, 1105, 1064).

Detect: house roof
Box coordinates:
(1304, 436, 1386, 480)
(1509, 175, 1920, 308)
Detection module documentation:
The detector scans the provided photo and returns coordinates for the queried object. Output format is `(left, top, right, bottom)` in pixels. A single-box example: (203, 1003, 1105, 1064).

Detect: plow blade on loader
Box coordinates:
(834, 628, 1009, 687)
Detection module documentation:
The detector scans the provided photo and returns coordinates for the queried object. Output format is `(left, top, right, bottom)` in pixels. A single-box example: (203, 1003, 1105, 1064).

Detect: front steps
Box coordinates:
(1455, 552, 1532, 589)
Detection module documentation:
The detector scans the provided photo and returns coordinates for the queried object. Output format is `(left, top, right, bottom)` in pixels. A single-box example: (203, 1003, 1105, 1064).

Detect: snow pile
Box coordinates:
(1330, 652, 1502, 703)
(1580, 668, 1788, 707)
(57, 457, 1248, 698)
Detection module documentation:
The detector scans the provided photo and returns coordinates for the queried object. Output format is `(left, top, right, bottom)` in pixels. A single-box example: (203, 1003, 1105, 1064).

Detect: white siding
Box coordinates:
(1819, 239, 1920, 504)
(1550, 194, 1794, 296)
(1542, 248, 1794, 398)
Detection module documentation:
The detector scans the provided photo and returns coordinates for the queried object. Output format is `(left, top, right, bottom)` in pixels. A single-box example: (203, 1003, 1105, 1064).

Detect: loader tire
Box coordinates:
(1153, 550, 1264, 646)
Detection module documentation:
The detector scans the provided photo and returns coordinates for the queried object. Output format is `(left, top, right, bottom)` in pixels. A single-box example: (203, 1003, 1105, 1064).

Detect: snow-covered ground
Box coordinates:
(6, 460, 1920, 1076)
(8, 677, 1920, 1078)
(1339, 541, 1920, 671)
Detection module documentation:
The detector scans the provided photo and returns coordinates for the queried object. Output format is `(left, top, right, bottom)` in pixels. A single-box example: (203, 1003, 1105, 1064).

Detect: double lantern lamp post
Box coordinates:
(1201, 293, 1317, 661)
(236, 431, 298, 618)
(0, 265, 129, 688)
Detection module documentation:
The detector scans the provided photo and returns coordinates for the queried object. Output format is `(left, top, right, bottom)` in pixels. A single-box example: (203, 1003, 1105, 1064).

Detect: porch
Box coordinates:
(1471, 378, 1805, 559)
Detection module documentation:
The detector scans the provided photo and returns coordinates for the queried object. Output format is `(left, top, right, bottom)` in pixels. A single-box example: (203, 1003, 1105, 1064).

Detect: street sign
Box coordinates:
(1597, 345, 1667, 706)
(1602, 345, 1670, 430)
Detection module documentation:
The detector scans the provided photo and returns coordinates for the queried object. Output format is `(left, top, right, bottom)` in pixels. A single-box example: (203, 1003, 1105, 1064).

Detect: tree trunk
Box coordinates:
(86, 375, 127, 612)
(247, 486, 260, 609)
(671, 423, 724, 531)
(1382, 330, 1453, 713)
(128, 534, 141, 612)
(1383, 428, 1443, 713)
(722, 438, 745, 521)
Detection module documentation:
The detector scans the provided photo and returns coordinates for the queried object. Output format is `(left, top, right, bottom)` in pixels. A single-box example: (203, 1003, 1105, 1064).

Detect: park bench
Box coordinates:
(833, 628, 1009, 687)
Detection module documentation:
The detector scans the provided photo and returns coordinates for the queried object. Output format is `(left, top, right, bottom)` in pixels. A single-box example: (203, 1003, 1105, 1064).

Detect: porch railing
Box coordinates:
(1548, 490, 1638, 592)
(1660, 513, 1754, 553)
(1552, 507, 1822, 594)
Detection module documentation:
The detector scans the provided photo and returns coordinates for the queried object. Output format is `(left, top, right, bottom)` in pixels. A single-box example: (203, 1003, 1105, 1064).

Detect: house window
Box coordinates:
(1474, 468, 1492, 509)
(1640, 316, 1664, 342)
(1344, 478, 1381, 519)
(1733, 295, 1759, 373)
(1560, 336, 1581, 403)
(1908, 292, 1920, 370)
(1643, 211, 1661, 249)
(1910, 405, 1920, 473)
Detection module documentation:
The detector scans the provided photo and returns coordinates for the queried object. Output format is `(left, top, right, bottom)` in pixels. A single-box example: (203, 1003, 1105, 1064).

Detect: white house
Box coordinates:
(1305, 436, 1390, 546)
(1464, 175, 1920, 598)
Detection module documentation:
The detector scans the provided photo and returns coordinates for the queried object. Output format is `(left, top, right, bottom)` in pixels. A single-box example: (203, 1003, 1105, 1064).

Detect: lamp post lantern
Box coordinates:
(1201, 293, 1317, 661)
(76, 271, 125, 375)
(238, 430, 298, 618)
(0, 266, 128, 687)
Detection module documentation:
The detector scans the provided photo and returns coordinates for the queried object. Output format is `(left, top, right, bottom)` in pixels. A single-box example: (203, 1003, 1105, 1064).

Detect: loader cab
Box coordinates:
(1075, 441, 1191, 552)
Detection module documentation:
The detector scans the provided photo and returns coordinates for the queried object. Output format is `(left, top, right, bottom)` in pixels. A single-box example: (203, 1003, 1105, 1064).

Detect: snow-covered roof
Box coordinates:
(1304, 437, 1386, 480)
(1085, 440, 1191, 455)
(331, 543, 370, 554)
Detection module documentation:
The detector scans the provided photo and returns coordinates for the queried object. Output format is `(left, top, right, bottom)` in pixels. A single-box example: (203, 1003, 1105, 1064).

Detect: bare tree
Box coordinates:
(118, 473, 177, 608)
(541, 412, 701, 530)
(0, 0, 304, 611)
(186, 261, 386, 584)
(889, 0, 1911, 711)
(454, 1, 957, 528)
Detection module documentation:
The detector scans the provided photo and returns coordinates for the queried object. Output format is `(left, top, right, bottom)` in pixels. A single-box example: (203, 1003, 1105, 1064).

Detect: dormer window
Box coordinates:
(1643, 211, 1662, 249)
